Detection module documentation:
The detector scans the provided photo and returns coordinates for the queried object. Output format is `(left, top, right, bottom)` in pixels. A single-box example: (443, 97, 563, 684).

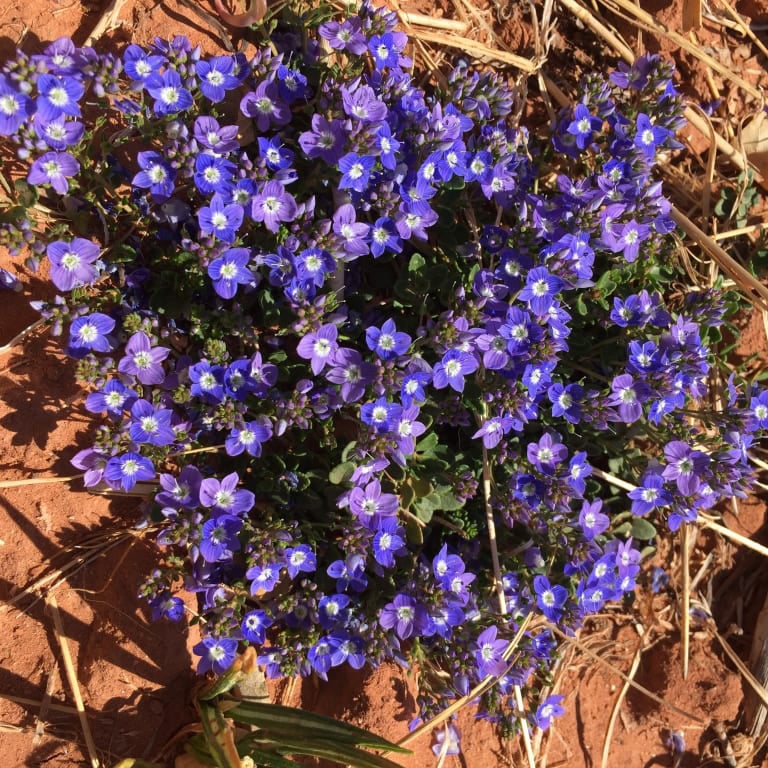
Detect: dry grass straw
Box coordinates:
(83, 0, 127, 47)
(600, 623, 645, 768)
(46, 592, 100, 768)
(548, 623, 707, 724)
(680, 524, 691, 680)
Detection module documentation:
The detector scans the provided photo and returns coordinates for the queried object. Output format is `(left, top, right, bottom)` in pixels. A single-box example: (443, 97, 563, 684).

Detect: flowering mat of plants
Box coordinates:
(2, 0, 768, 766)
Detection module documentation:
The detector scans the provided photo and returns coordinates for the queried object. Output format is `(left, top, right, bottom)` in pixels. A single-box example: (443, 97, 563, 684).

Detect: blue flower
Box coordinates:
(145, 70, 193, 115)
(474, 625, 508, 677)
(132, 151, 176, 201)
(208, 247, 253, 298)
(242, 609, 272, 643)
(196, 55, 241, 102)
(432, 349, 478, 393)
(36, 74, 84, 122)
(372, 517, 405, 567)
(533, 694, 565, 730)
(296, 323, 339, 375)
(0, 77, 32, 135)
(104, 452, 155, 491)
(194, 154, 235, 196)
(199, 194, 244, 244)
(284, 544, 317, 578)
(193, 636, 238, 675)
(366, 318, 411, 361)
(533, 575, 568, 622)
(224, 417, 272, 457)
(68, 312, 115, 352)
(200, 472, 255, 516)
(566, 103, 602, 150)
(338, 152, 375, 193)
(200, 515, 242, 562)
(129, 399, 176, 446)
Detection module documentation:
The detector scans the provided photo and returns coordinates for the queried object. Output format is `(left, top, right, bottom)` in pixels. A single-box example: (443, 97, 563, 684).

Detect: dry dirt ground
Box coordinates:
(2, 0, 768, 767)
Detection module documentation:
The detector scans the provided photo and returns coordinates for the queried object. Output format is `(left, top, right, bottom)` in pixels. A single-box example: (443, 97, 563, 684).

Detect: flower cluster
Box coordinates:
(1, 1, 762, 749)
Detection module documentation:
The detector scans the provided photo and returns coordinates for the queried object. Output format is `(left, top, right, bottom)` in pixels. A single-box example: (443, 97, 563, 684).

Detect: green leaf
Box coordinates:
(408, 252, 426, 272)
(415, 433, 438, 455)
(630, 517, 657, 541)
(410, 476, 433, 498)
(413, 497, 434, 523)
(225, 702, 410, 753)
(329, 461, 356, 485)
(237, 748, 300, 768)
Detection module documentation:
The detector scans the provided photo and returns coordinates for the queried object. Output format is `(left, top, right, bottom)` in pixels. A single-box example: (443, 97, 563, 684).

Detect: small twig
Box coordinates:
(83, 0, 127, 46)
(515, 684, 537, 768)
(601, 624, 646, 768)
(550, 624, 708, 724)
(0, 692, 77, 715)
(680, 524, 691, 680)
(46, 593, 100, 768)
(591, 467, 636, 493)
(0, 317, 46, 356)
(0, 474, 83, 489)
(33, 662, 59, 746)
(701, 517, 768, 559)
(398, 11, 469, 32)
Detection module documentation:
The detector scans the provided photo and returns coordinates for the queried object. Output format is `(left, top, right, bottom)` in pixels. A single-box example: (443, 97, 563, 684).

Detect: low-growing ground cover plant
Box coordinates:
(0, 0, 764, 754)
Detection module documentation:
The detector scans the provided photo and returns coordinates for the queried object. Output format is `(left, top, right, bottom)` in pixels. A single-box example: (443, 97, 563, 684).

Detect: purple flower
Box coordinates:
(548, 383, 584, 424)
(369, 32, 403, 70)
(338, 152, 375, 193)
(298, 114, 345, 164)
(348, 479, 398, 525)
(296, 323, 338, 375)
(198, 194, 244, 244)
(194, 116, 240, 153)
(608, 373, 651, 423)
(527, 432, 567, 475)
(33, 114, 84, 151)
(250, 180, 298, 233)
(433, 544, 465, 581)
(474, 625, 508, 677)
(379, 593, 427, 640)
(200, 515, 242, 562)
(295, 247, 335, 287)
(150, 593, 185, 622)
(393, 405, 426, 456)
(432, 349, 478, 393)
(661, 440, 709, 494)
(240, 81, 290, 131)
(46, 238, 100, 291)
(366, 319, 411, 361)
(132, 151, 176, 201)
(628, 472, 672, 516)
(208, 247, 252, 298)
(129, 399, 176, 446)
(431, 724, 461, 757)
(373, 517, 406, 567)
(568, 451, 591, 495)
(579, 499, 609, 539)
(533, 694, 565, 730)
(325, 348, 375, 403)
(328, 632, 367, 669)
(533, 575, 568, 622)
(401, 371, 431, 407)
(199, 472, 255, 515)
(284, 544, 316, 578)
(155, 466, 202, 509)
(193, 636, 238, 675)
(472, 415, 514, 449)
(319, 18, 368, 54)
(341, 83, 387, 123)
(28, 151, 80, 194)
(68, 313, 114, 352)
(606, 219, 650, 263)
(36, 74, 84, 122)
(194, 153, 235, 196)
(224, 417, 272, 457)
(103, 451, 155, 492)
(0, 77, 32, 135)
(747, 390, 768, 431)
(615, 537, 641, 578)
(332, 204, 370, 257)
(85, 379, 137, 416)
(118, 331, 170, 385)
(145, 70, 193, 115)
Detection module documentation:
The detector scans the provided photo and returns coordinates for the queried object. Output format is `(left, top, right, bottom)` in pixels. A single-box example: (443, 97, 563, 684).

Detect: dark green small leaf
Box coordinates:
(329, 461, 355, 485)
